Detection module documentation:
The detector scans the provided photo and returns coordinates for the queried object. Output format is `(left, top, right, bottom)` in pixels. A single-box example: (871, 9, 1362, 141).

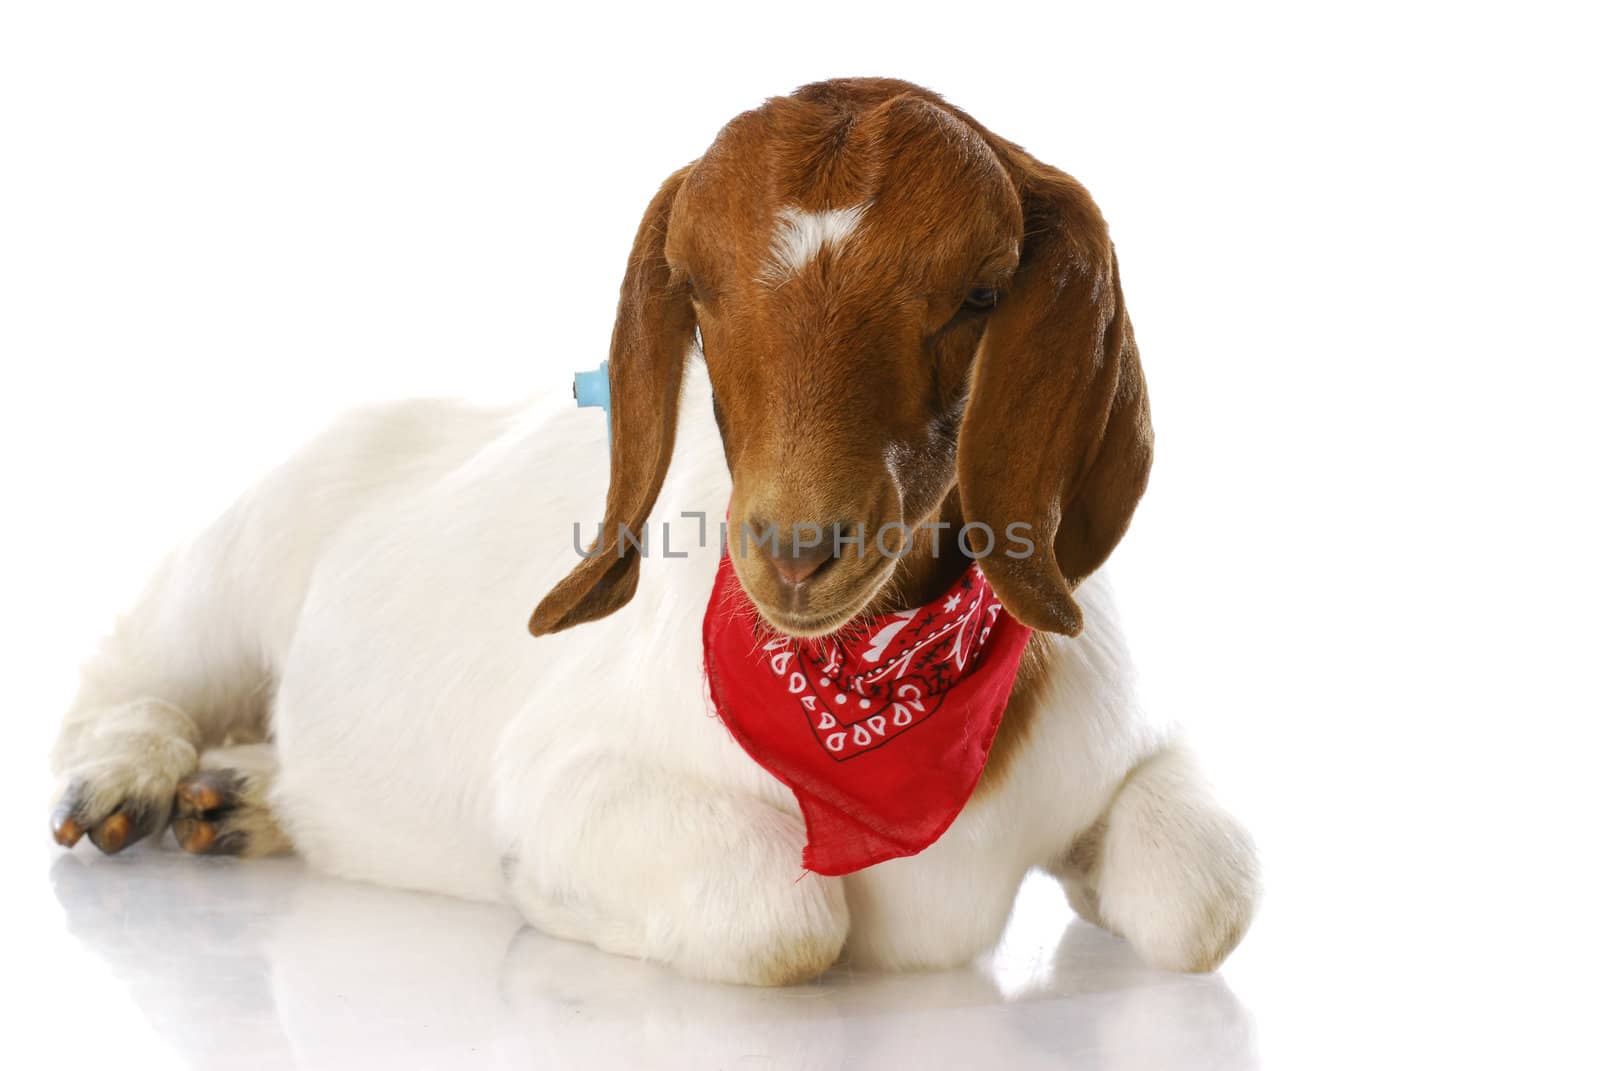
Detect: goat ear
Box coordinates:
(529, 165, 697, 636)
(956, 163, 1152, 636)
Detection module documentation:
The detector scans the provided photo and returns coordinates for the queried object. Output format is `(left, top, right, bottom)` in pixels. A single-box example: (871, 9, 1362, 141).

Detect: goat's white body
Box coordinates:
(52, 362, 1258, 982)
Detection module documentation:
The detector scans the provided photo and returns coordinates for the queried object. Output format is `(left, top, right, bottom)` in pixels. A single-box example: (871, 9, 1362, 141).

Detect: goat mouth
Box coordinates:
(757, 606, 865, 639)
(745, 560, 895, 639)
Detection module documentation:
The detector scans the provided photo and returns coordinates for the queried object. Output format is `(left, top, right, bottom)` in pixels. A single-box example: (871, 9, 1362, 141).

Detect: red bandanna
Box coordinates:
(703, 554, 1033, 876)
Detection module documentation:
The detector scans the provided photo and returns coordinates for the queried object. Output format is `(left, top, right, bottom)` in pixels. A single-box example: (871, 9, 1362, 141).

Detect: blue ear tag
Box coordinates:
(573, 361, 611, 450)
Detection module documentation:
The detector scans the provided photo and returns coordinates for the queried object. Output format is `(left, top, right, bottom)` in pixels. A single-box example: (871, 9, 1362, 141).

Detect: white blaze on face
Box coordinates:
(763, 203, 868, 282)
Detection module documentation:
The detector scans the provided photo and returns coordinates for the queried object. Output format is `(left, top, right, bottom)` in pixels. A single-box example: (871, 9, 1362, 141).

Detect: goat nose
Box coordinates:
(770, 546, 832, 587)
(750, 518, 842, 588)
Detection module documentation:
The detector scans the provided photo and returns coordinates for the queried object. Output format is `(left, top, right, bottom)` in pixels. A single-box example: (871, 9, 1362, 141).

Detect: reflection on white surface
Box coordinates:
(46, 846, 1255, 1070)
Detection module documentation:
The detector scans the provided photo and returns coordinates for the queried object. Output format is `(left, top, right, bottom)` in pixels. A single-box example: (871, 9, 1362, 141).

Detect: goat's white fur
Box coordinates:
(49, 360, 1259, 984)
(764, 204, 868, 281)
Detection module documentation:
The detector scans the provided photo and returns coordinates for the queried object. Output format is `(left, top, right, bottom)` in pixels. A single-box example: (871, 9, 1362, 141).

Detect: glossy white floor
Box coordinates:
(30, 842, 1261, 1070)
(12, 816, 1589, 1071)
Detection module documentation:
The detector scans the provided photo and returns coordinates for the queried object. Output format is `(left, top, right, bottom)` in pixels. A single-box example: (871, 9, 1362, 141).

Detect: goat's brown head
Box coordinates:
(530, 78, 1151, 639)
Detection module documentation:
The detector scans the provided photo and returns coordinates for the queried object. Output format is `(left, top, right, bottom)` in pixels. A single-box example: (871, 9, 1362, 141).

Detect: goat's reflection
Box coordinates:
(51, 852, 1256, 1069)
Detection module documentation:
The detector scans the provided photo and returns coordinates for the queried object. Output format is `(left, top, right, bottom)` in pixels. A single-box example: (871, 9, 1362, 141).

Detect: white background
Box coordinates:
(2, 2, 1596, 1067)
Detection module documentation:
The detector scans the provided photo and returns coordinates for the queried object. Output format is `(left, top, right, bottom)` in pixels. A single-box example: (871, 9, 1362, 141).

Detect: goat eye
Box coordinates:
(963, 287, 998, 310)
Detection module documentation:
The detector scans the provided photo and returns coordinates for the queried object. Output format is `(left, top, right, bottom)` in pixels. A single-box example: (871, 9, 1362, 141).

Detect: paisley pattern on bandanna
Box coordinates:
(703, 554, 1033, 875)
(762, 568, 1005, 761)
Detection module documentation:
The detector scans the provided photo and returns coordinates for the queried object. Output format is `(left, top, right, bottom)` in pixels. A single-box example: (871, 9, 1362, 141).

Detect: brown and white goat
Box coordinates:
(50, 78, 1259, 984)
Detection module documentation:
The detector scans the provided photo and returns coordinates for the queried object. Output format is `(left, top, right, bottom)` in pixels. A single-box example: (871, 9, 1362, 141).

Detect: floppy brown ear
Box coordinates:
(528, 165, 698, 636)
(956, 162, 1153, 636)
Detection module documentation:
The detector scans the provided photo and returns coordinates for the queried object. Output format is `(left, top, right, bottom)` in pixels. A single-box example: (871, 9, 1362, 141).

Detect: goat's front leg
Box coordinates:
(499, 755, 848, 986)
(1053, 743, 1261, 972)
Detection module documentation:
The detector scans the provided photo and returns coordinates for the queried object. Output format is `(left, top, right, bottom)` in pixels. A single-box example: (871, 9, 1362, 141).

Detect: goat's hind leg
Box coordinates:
(50, 524, 278, 854)
(49, 398, 499, 856)
(172, 742, 291, 857)
(50, 697, 206, 854)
